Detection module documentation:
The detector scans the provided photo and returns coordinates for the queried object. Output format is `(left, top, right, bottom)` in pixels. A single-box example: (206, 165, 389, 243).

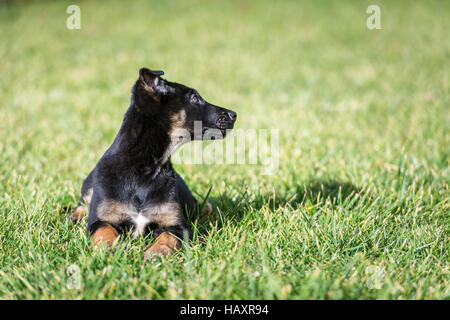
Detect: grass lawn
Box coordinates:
(0, 0, 448, 299)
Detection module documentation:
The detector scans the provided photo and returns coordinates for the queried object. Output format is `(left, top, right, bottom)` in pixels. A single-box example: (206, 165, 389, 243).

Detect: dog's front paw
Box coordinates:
(70, 206, 87, 223)
(201, 201, 213, 217)
(144, 232, 181, 261)
(144, 244, 174, 260)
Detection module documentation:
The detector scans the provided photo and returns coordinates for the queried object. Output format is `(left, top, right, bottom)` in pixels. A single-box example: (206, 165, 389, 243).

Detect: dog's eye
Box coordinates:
(190, 94, 199, 104)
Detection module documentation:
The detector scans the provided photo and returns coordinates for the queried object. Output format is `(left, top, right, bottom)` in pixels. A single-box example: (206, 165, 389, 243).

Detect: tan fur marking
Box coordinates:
(161, 110, 190, 164)
(97, 200, 134, 225)
(82, 188, 93, 207)
(92, 224, 119, 248)
(144, 84, 155, 94)
(142, 201, 181, 227)
(201, 201, 213, 217)
(171, 109, 187, 128)
(145, 232, 182, 258)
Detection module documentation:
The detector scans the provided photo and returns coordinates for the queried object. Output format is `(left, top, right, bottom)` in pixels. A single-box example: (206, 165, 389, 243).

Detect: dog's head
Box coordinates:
(134, 67, 237, 141)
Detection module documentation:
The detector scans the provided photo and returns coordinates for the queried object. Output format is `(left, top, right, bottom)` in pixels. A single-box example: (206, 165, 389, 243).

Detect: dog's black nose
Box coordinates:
(227, 111, 237, 121)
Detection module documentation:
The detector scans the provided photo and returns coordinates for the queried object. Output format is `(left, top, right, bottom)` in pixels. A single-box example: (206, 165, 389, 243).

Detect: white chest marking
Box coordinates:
(133, 214, 150, 237)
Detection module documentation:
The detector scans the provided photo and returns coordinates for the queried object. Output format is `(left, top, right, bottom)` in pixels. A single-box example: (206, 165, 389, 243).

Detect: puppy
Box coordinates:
(71, 68, 237, 257)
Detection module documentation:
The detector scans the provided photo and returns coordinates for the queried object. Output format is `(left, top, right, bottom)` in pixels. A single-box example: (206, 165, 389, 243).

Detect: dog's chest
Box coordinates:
(131, 212, 151, 237)
(106, 201, 181, 237)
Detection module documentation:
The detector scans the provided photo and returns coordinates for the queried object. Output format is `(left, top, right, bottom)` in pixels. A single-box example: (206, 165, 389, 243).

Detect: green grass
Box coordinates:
(0, 0, 449, 299)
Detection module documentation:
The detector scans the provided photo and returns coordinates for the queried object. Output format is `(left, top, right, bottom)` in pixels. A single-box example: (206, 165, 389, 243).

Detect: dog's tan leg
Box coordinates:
(201, 201, 213, 216)
(144, 232, 181, 259)
(70, 206, 86, 223)
(70, 190, 92, 223)
(92, 224, 119, 249)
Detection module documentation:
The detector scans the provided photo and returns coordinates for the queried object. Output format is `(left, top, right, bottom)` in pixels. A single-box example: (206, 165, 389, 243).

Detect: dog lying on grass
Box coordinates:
(70, 67, 236, 258)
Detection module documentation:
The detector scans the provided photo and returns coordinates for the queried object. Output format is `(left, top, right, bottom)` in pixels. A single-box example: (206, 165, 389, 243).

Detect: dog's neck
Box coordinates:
(108, 104, 180, 179)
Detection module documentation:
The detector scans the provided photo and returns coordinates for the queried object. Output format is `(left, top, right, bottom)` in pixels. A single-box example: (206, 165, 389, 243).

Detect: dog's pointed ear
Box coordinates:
(139, 67, 168, 95)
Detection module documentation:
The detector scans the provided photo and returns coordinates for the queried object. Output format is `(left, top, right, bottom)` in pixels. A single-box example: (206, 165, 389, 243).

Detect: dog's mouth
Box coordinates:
(216, 115, 233, 129)
(198, 111, 236, 140)
(201, 124, 234, 140)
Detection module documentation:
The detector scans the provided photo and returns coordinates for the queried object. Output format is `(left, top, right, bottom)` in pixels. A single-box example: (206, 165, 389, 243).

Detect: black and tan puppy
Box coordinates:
(71, 68, 236, 257)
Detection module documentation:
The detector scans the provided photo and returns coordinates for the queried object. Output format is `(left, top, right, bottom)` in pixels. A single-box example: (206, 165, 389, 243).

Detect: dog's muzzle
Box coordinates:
(199, 106, 237, 140)
(216, 110, 237, 130)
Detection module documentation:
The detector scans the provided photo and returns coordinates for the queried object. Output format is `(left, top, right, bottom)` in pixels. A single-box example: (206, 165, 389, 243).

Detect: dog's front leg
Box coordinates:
(92, 224, 119, 249)
(144, 232, 182, 258)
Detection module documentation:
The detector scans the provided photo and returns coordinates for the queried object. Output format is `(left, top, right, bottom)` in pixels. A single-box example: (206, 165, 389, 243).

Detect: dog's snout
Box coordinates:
(207, 104, 237, 132)
(227, 110, 237, 121)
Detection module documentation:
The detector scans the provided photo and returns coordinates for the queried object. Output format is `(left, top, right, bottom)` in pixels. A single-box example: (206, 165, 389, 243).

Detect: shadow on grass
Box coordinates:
(193, 179, 364, 234)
